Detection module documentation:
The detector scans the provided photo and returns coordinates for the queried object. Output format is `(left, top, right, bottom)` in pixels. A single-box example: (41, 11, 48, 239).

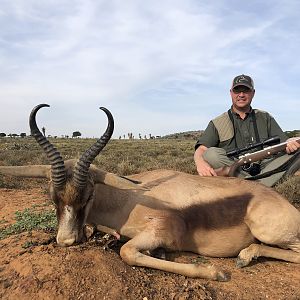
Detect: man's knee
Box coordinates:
(203, 147, 230, 168)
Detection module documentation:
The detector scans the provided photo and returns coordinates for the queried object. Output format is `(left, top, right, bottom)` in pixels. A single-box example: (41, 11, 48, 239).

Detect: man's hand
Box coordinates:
(286, 138, 300, 154)
(196, 159, 217, 176)
(194, 145, 217, 176)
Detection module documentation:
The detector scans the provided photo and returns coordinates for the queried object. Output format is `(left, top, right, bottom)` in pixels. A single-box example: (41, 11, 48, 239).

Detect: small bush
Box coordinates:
(0, 208, 57, 240)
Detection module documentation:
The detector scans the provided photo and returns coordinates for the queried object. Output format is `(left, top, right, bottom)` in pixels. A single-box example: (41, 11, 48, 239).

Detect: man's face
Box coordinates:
(230, 85, 255, 111)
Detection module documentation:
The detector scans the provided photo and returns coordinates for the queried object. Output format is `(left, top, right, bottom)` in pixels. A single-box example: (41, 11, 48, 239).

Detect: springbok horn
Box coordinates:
(30, 104, 66, 188)
(73, 107, 114, 189)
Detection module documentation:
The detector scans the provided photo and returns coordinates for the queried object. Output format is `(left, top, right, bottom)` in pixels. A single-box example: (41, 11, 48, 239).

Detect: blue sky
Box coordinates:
(0, 0, 299, 138)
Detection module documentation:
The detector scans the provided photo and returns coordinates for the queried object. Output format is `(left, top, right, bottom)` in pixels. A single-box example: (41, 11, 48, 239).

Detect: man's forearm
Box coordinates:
(194, 145, 217, 176)
(194, 145, 207, 164)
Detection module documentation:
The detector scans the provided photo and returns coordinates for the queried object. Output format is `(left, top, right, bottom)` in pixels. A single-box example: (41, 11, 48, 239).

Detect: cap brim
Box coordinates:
(232, 83, 253, 90)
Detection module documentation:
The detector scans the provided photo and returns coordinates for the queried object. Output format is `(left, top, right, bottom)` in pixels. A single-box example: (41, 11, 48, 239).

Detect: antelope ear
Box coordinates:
(90, 166, 148, 191)
(0, 165, 51, 178)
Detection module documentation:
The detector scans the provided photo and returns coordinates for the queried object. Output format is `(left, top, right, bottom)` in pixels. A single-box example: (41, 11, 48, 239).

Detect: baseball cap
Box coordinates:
(232, 74, 254, 90)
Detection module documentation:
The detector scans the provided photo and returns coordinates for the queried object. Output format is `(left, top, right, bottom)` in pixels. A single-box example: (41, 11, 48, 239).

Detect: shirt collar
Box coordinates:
(230, 106, 253, 119)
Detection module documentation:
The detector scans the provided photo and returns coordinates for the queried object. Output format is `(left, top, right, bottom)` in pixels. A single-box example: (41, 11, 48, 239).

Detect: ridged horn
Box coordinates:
(73, 107, 114, 189)
(29, 104, 66, 188)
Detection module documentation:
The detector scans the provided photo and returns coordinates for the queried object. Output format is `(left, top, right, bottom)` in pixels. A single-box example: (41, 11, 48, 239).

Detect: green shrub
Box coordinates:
(0, 208, 57, 240)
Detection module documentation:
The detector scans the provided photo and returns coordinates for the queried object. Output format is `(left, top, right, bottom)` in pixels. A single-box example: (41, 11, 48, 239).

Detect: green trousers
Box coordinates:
(202, 147, 296, 187)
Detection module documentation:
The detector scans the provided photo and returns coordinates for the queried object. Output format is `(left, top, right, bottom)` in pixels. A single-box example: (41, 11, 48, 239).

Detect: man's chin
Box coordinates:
(236, 103, 250, 109)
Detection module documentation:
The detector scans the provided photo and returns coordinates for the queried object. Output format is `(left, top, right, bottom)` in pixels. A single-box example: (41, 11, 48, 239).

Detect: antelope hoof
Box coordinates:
(216, 271, 231, 282)
(236, 245, 258, 268)
(236, 257, 250, 268)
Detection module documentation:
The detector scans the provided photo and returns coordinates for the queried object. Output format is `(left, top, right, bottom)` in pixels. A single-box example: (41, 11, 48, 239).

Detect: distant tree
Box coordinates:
(42, 127, 46, 137)
(285, 130, 300, 138)
(11, 134, 18, 138)
(20, 133, 26, 138)
(72, 131, 82, 138)
(0, 133, 6, 137)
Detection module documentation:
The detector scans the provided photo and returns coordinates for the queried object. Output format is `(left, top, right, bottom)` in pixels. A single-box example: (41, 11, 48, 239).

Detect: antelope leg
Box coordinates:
(237, 243, 300, 268)
(120, 231, 229, 281)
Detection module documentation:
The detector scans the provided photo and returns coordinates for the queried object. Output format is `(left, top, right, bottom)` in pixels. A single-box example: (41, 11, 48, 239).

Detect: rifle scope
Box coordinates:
(226, 136, 280, 158)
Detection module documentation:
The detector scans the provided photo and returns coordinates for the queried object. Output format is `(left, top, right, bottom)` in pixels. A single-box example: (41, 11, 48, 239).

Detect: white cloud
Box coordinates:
(0, 0, 299, 139)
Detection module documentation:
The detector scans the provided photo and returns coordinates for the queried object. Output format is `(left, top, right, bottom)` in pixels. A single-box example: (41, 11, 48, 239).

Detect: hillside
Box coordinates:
(163, 130, 204, 140)
(163, 129, 299, 140)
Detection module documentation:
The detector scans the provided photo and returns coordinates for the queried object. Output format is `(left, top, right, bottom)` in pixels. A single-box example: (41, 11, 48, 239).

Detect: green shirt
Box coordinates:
(195, 107, 288, 153)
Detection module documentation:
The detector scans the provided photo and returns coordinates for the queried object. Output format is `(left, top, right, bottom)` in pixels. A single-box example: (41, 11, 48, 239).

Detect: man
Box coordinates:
(194, 74, 300, 187)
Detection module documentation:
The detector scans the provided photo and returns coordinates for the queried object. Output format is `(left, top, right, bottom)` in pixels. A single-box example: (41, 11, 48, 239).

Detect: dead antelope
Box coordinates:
(0, 104, 300, 281)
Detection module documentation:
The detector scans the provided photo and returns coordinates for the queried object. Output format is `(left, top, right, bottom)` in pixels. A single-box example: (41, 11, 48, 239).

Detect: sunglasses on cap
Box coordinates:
(232, 86, 252, 94)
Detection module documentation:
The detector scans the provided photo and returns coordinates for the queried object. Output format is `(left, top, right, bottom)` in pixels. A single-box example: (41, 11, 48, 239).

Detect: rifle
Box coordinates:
(215, 136, 300, 177)
(226, 136, 280, 158)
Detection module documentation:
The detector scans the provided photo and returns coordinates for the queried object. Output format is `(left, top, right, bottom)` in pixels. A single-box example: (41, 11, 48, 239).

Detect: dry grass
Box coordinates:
(274, 176, 300, 204)
(0, 137, 299, 204)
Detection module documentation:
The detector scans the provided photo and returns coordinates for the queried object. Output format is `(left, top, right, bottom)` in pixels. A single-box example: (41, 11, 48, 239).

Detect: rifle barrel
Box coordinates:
(226, 136, 280, 158)
(238, 138, 300, 165)
(227, 137, 300, 177)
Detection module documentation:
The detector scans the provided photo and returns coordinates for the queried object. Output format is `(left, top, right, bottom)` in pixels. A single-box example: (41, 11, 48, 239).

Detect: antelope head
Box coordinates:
(0, 104, 140, 246)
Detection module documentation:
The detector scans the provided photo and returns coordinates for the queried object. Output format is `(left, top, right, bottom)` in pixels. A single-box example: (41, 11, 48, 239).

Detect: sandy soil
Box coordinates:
(0, 188, 299, 300)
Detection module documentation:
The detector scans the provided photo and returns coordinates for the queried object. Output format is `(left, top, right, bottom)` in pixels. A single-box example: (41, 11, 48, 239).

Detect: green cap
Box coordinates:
(232, 74, 254, 90)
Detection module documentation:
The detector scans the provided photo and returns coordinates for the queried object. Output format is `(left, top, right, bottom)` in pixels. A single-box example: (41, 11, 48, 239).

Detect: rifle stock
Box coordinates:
(215, 137, 300, 177)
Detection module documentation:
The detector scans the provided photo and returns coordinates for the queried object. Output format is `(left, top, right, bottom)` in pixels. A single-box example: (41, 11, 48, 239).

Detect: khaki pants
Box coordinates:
(202, 147, 296, 187)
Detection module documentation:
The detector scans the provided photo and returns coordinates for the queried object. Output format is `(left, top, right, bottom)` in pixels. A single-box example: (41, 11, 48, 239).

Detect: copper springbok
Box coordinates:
(0, 104, 299, 281)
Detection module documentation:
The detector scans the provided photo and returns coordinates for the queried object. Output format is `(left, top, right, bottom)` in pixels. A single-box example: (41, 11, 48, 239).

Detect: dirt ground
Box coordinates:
(0, 188, 300, 300)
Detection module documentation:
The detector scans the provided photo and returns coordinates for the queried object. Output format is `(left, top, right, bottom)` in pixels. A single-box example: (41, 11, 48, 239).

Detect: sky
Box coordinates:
(0, 0, 299, 139)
